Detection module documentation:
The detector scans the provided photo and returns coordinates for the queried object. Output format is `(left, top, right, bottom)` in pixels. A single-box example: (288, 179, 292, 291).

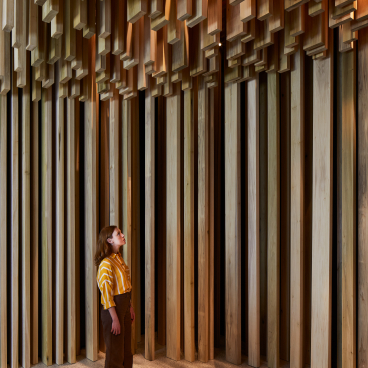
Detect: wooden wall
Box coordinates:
(0, 1, 367, 368)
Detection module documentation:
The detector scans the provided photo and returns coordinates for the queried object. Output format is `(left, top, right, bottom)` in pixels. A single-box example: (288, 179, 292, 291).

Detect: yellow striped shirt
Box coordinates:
(97, 252, 132, 310)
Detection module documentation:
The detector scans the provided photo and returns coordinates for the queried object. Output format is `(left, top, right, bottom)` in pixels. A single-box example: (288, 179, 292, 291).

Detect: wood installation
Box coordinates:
(0, 0, 366, 368)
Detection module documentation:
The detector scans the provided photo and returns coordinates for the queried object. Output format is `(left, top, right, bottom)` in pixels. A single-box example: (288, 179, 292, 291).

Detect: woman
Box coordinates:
(95, 225, 135, 368)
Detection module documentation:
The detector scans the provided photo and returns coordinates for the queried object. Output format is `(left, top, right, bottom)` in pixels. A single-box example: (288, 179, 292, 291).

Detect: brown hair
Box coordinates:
(94, 225, 117, 266)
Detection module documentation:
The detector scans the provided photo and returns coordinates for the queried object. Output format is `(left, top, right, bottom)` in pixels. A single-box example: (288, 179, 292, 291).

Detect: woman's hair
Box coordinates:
(94, 225, 117, 266)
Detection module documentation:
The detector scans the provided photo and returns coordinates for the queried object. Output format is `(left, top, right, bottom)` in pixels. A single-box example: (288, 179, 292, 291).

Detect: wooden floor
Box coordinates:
(31, 339, 290, 368)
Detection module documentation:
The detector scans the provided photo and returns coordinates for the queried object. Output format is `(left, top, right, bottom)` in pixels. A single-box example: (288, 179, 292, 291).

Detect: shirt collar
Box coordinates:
(111, 252, 123, 264)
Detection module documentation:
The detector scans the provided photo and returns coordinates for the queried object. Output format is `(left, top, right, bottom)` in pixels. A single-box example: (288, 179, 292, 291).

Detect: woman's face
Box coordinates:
(108, 228, 126, 253)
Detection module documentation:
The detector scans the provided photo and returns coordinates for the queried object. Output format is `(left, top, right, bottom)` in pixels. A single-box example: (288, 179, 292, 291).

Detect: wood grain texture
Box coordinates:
(225, 81, 241, 366)
(311, 45, 333, 368)
(247, 75, 260, 368)
(183, 87, 195, 362)
(55, 62, 65, 366)
(0, 94, 7, 368)
(84, 36, 99, 361)
(21, 58, 31, 368)
(358, 26, 368, 368)
(267, 71, 280, 368)
(10, 67, 19, 368)
(198, 76, 210, 363)
(41, 86, 53, 367)
(341, 48, 356, 368)
(290, 46, 305, 368)
(166, 84, 182, 361)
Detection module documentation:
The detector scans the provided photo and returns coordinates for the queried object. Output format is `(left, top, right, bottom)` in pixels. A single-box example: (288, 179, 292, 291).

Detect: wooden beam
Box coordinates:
(2, 0, 14, 31)
(166, 83, 182, 361)
(85, 35, 99, 362)
(311, 45, 333, 368)
(248, 74, 260, 368)
(186, 0, 207, 27)
(21, 57, 31, 368)
(225, 81, 241, 366)
(0, 94, 7, 368)
(290, 46, 305, 368)
(41, 85, 53, 367)
(178, 0, 192, 20)
(145, 80, 155, 361)
(198, 75, 210, 363)
(341, 47, 356, 368)
(267, 70, 280, 368)
(183, 87, 195, 362)
(127, 0, 147, 23)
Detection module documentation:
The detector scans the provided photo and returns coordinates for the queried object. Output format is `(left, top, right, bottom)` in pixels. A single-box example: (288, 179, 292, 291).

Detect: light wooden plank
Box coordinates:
(42, 0, 59, 23)
(290, 46, 305, 368)
(178, 0, 192, 20)
(85, 35, 99, 361)
(248, 74, 260, 368)
(27, 0, 38, 50)
(30, 100, 39, 365)
(225, 81, 241, 366)
(73, 0, 87, 30)
(257, 0, 273, 20)
(2, 0, 14, 31)
(240, 0, 256, 22)
(98, 0, 111, 38)
(186, 0, 207, 27)
(167, 0, 180, 44)
(183, 87, 195, 362)
(285, 0, 308, 10)
(172, 20, 189, 72)
(41, 85, 53, 367)
(0, 93, 7, 368)
(208, 0, 221, 34)
(358, 25, 368, 368)
(0, 2, 11, 94)
(83, 0, 95, 38)
(290, 5, 305, 37)
(51, 0, 63, 38)
(227, 2, 247, 42)
(198, 76, 210, 363)
(267, 71, 280, 368)
(340, 46, 357, 368)
(145, 80, 155, 361)
(64, 0, 76, 61)
(166, 84, 182, 361)
(150, 0, 163, 18)
(311, 45, 333, 368)
(112, 0, 125, 54)
(10, 66, 19, 368)
(269, 0, 284, 32)
(12, 0, 23, 48)
(128, 0, 147, 23)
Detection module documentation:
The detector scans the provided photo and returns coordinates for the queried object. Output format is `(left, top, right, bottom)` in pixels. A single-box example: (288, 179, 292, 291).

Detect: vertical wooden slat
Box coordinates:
(66, 97, 76, 363)
(267, 70, 280, 368)
(55, 61, 65, 365)
(41, 85, 53, 367)
(2, 0, 14, 31)
(145, 80, 155, 361)
(311, 46, 333, 368)
(85, 35, 99, 362)
(247, 75, 260, 368)
(0, 94, 7, 368)
(290, 46, 305, 368)
(341, 49, 356, 368)
(183, 87, 195, 362)
(225, 81, 241, 366)
(166, 83, 182, 361)
(21, 56, 31, 368)
(358, 26, 368, 368)
(198, 75, 210, 363)
(30, 98, 39, 365)
(11, 66, 19, 368)
(109, 85, 119, 225)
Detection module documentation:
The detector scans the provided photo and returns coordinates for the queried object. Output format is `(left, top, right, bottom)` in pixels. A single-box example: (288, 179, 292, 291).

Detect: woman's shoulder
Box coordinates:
(98, 257, 113, 269)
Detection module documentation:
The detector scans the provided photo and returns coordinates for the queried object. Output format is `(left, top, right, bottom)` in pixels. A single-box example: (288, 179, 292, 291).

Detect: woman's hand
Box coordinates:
(130, 306, 135, 324)
(111, 317, 121, 335)
(108, 306, 121, 335)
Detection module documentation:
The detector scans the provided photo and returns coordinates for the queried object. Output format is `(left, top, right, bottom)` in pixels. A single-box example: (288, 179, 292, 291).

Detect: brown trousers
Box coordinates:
(101, 292, 132, 368)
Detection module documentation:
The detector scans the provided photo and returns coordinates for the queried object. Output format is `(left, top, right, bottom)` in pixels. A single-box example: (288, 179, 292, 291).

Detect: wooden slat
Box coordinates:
(10, 66, 19, 368)
(98, 0, 111, 38)
(172, 20, 189, 72)
(290, 46, 305, 368)
(64, 0, 76, 60)
(240, 0, 256, 22)
(269, 0, 284, 32)
(290, 5, 305, 37)
(85, 35, 98, 361)
(41, 85, 53, 367)
(257, 0, 273, 20)
(12, 0, 23, 48)
(208, 0, 221, 34)
(227, 2, 247, 42)
(341, 47, 356, 368)
(186, 0, 207, 27)
(304, 3, 328, 51)
(178, 0, 192, 20)
(254, 19, 274, 50)
(267, 70, 280, 368)
(357, 25, 368, 367)
(145, 80, 155, 361)
(311, 45, 333, 368)
(2, 0, 14, 31)
(166, 83, 182, 361)
(167, 0, 180, 44)
(83, 0, 95, 38)
(248, 74, 260, 368)
(51, 0, 63, 38)
(127, 0, 147, 23)
(183, 86, 195, 362)
(0, 94, 7, 368)
(27, 0, 38, 50)
(224, 81, 241, 365)
(198, 76, 210, 363)
(73, 0, 87, 30)
(112, 0, 125, 55)
(21, 57, 31, 368)
(42, 0, 59, 23)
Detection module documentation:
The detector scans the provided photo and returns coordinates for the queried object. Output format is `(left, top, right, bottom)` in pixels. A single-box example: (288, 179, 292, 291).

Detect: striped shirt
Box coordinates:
(97, 252, 132, 310)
